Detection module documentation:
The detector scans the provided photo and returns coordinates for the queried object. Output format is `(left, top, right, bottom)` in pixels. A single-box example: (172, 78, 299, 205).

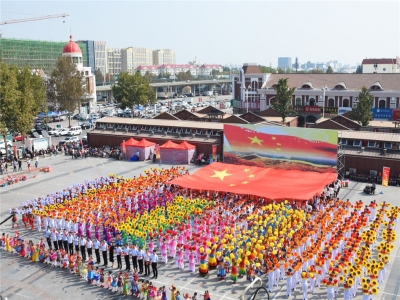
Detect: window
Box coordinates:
(340, 140, 347, 145)
(149, 126, 155, 131)
(342, 99, 350, 107)
(185, 128, 192, 134)
(384, 143, 392, 149)
(328, 98, 335, 107)
(373, 63, 377, 68)
(196, 129, 203, 134)
(167, 127, 173, 132)
(132, 125, 138, 130)
(206, 130, 212, 135)
(175, 128, 181, 133)
(156, 126, 163, 132)
(347, 140, 354, 146)
(367, 141, 376, 148)
(353, 140, 361, 147)
(309, 98, 316, 106)
(295, 98, 302, 106)
(141, 126, 147, 130)
(301, 84, 312, 89)
(379, 100, 386, 108)
(124, 125, 131, 130)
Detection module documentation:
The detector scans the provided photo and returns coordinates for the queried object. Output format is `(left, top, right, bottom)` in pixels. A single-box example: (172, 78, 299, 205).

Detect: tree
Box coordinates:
(14, 66, 47, 136)
(258, 65, 276, 73)
(95, 69, 104, 84)
(277, 67, 286, 74)
(310, 68, 324, 74)
(158, 72, 169, 79)
(47, 56, 87, 126)
(326, 66, 334, 74)
(356, 65, 363, 74)
(222, 66, 230, 72)
(176, 70, 194, 81)
(111, 71, 156, 109)
(351, 86, 374, 126)
(0, 63, 46, 154)
(143, 71, 156, 82)
(0, 62, 20, 155)
(272, 78, 296, 122)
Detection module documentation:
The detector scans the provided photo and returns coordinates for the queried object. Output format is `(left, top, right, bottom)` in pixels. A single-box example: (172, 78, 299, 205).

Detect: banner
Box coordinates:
(382, 167, 390, 187)
(372, 108, 392, 120)
(13, 145, 17, 157)
(212, 145, 217, 160)
(155, 144, 160, 159)
(122, 140, 126, 157)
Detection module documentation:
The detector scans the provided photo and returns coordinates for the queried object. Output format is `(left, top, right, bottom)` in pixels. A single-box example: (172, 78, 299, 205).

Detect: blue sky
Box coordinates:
(1, 0, 399, 67)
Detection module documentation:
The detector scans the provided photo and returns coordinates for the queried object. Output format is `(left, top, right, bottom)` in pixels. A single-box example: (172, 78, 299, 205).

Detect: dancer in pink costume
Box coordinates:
(148, 238, 154, 253)
(169, 236, 177, 258)
(188, 250, 196, 272)
(160, 238, 168, 263)
(176, 246, 185, 270)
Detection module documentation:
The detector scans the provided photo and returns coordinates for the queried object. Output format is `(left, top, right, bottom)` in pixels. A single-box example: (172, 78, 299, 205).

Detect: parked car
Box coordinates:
(48, 128, 61, 135)
(60, 136, 80, 145)
(79, 122, 94, 129)
(12, 134, 22, 142)
(57, 128, 70, 136)
(0, 140, 13, 148)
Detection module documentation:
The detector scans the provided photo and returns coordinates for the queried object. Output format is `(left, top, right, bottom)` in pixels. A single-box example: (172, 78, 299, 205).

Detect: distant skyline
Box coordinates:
(1, 1, 399, 68)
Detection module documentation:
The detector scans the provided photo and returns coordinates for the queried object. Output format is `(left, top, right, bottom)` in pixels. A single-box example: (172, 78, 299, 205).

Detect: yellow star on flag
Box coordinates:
(248, 136, 263, 146)
(277, 143, 281, 146)
(210, 169, 233, 181)
(229, 183, 236, 187)
(242, 181, 249, 185)
(272, 136, 276, 140)
(276, 148, 281, 151)
(244, 168, 250, 173)
(248, 174, 255, 178)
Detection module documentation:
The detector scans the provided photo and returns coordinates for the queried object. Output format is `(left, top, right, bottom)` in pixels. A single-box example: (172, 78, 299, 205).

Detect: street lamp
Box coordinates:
(243, 84, 251, 113)
(321, 85, 328, 118)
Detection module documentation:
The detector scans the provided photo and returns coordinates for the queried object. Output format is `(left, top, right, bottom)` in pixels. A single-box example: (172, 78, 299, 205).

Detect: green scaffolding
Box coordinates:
(0, 38, 88, 75)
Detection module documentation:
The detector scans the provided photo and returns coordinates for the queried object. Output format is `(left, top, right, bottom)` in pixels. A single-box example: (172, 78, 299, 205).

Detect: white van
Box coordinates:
(90, 113, 100, 120)
(67, 126, 82, 136)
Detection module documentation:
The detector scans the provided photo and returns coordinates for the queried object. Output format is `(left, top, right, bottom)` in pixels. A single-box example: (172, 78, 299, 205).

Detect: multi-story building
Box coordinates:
(94, 41, 107, 75)
(198, 64, 223, 76)
(362, 58, 400, 73)
(77, 40, 95, 73)
(106, 48, 121, 78)
(278, 57, 292, 69)
(62, 35, 96, 113)
(152, 49, 176, 65)
(121, 47, 152, 73)
(0, 37, 88, 74)
(231, 63, 400, 125)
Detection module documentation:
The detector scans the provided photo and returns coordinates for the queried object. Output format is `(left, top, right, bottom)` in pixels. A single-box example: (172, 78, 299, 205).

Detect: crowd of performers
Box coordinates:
(2, 167, 399, 300)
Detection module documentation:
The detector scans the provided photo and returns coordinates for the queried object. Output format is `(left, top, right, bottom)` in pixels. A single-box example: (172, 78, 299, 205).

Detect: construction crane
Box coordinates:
(0, 13, 69, 25)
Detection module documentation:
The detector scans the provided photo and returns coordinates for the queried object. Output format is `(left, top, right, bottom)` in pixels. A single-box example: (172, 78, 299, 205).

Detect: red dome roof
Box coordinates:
(63, 35, 82, 53)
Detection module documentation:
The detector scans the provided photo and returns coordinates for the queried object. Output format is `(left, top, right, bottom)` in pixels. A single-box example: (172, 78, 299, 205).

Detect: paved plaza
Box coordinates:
(0, 154, 399, 299)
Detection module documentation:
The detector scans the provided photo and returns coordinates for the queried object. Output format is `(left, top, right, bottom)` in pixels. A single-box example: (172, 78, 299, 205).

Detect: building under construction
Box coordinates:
(0, 37, 88, 74)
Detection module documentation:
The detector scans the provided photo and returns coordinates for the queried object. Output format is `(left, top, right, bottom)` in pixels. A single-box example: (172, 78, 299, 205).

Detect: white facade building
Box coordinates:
(198, 64, 223, 76)
(121, 47, 152, 73)
(106, 48, 121, 77)
(152, 49, 176, 65)
(94, 41, 107, 75)
(362, 58, 400, 73)
(135, 64, 199, 76)
(62, 35, 96, 114)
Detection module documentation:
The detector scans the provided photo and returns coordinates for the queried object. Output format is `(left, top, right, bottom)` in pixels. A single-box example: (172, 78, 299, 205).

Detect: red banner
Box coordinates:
(122, 140, 126, 157)
(155, 144, 160, 159)
(212, 145, 217, 160)
(13, 145, 17, 157)
(392, 109, 400, 121)
(304, 106, 321, 113)
(382, 167, 390, 187)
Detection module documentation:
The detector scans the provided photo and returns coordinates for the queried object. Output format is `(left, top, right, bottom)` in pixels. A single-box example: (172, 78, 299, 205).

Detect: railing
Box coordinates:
(239, 276, 263, 300)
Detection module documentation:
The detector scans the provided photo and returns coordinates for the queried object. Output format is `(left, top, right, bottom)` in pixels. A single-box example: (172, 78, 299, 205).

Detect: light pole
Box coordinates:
(321, 86, 328, 118)
(243, 84, 251, 113)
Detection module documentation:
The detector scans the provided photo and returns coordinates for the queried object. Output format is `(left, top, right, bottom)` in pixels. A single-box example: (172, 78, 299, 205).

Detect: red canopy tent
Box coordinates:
(135, 138, 156, 161)
(159, 140, 180, 164)
(168, 162, 337, 201)
(170, 141, 197, 164)
(120, 138, 138, 159)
